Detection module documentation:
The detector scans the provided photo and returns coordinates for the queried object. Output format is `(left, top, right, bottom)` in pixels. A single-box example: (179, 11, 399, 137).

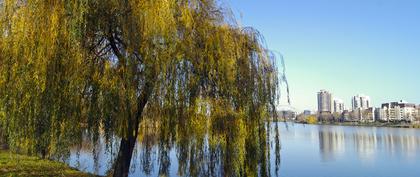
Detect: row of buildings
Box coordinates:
(316, 90, 420, 122)
(377, 101, 419, 122)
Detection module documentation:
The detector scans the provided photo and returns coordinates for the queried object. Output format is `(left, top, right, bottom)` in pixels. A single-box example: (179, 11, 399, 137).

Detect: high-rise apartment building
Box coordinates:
(352, 94, 370, 110)
(333, 99, 345, 113)
(318, 90, 333, 113)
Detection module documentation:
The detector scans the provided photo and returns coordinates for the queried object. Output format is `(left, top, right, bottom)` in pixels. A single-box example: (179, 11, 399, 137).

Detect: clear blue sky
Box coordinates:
(229, 0, 420, 111)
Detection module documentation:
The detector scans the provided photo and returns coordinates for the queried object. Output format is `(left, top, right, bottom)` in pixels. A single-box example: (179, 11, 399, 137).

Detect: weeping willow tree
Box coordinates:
(0, 0, 281, 176)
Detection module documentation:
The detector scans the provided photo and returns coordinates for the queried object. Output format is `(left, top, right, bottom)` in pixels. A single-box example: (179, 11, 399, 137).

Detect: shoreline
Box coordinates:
(288, 121, 420, 129)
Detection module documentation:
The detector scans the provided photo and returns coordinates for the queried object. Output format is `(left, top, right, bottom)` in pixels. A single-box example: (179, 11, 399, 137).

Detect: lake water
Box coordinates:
(68, 123, 420, 177)
(277, 123, 420, 177)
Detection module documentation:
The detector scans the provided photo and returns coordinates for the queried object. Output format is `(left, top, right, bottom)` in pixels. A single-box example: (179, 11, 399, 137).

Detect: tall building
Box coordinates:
(352, 94, 370, 110)
(360, 96, 370, 109)
(352, 96, 361, 109)
(318, 90, 333, 113)
(333, 99, 344, 113)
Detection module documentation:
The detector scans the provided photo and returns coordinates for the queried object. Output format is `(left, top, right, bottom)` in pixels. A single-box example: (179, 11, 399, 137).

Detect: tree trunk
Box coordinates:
(112, 132, 138, 177)
(112, 104, 145, 177)
(113, 81, 153, 177)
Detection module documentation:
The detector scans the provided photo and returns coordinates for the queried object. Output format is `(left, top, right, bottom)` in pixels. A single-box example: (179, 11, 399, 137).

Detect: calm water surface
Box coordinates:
(278, 124, 420, 177)
(68, 123, 420, 177)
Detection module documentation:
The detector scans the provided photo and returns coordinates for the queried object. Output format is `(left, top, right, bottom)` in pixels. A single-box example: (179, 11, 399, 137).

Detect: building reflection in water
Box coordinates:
(318, 126, 345, 161)
(317, 126, 420, 162)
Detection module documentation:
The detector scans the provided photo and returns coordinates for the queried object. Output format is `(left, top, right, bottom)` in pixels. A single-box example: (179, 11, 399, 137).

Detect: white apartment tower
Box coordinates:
(318, 90, 333, 113)
(352, 94, 370, 110)
(334, 99, 345, 113)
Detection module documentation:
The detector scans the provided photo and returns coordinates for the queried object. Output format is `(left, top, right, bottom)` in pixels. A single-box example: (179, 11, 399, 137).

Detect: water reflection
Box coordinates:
(316, 125, 420, 162)
(278, 124, 420, 177)
(318, 126, 345, 161)
(68, 123, 420, 177)
(68, 117, 281, 177)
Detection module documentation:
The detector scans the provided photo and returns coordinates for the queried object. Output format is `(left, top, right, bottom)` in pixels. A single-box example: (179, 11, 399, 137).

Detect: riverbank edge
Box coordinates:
(291, 121, 420, 129)
(0, 149, 100, 176)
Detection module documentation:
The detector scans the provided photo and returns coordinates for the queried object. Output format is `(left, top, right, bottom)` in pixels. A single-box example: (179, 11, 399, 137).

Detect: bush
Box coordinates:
(306, 116, 318, 124)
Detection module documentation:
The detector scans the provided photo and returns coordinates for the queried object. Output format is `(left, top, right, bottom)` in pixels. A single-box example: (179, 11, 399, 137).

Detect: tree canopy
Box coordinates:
(0, 0, 281, 176)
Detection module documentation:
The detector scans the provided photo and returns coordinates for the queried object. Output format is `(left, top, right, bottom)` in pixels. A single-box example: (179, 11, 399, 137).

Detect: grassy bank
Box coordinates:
(0, 150, 96, 177)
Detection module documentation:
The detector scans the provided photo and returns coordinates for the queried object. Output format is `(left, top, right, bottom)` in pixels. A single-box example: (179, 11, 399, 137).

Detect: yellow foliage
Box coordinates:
(0, 0, 280, 175)
(306, 115, 318, 124)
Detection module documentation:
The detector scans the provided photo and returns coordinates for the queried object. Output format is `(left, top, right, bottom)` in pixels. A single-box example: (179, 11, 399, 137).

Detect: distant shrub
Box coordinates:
(306, 116, 318, 124)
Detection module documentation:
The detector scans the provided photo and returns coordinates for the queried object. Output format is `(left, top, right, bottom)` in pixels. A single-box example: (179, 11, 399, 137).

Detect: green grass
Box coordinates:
(0, 150, 97, 177)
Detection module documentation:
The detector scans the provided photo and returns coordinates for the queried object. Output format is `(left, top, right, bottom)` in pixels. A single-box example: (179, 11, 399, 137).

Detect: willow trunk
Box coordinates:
(112, 87, 151, 177)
